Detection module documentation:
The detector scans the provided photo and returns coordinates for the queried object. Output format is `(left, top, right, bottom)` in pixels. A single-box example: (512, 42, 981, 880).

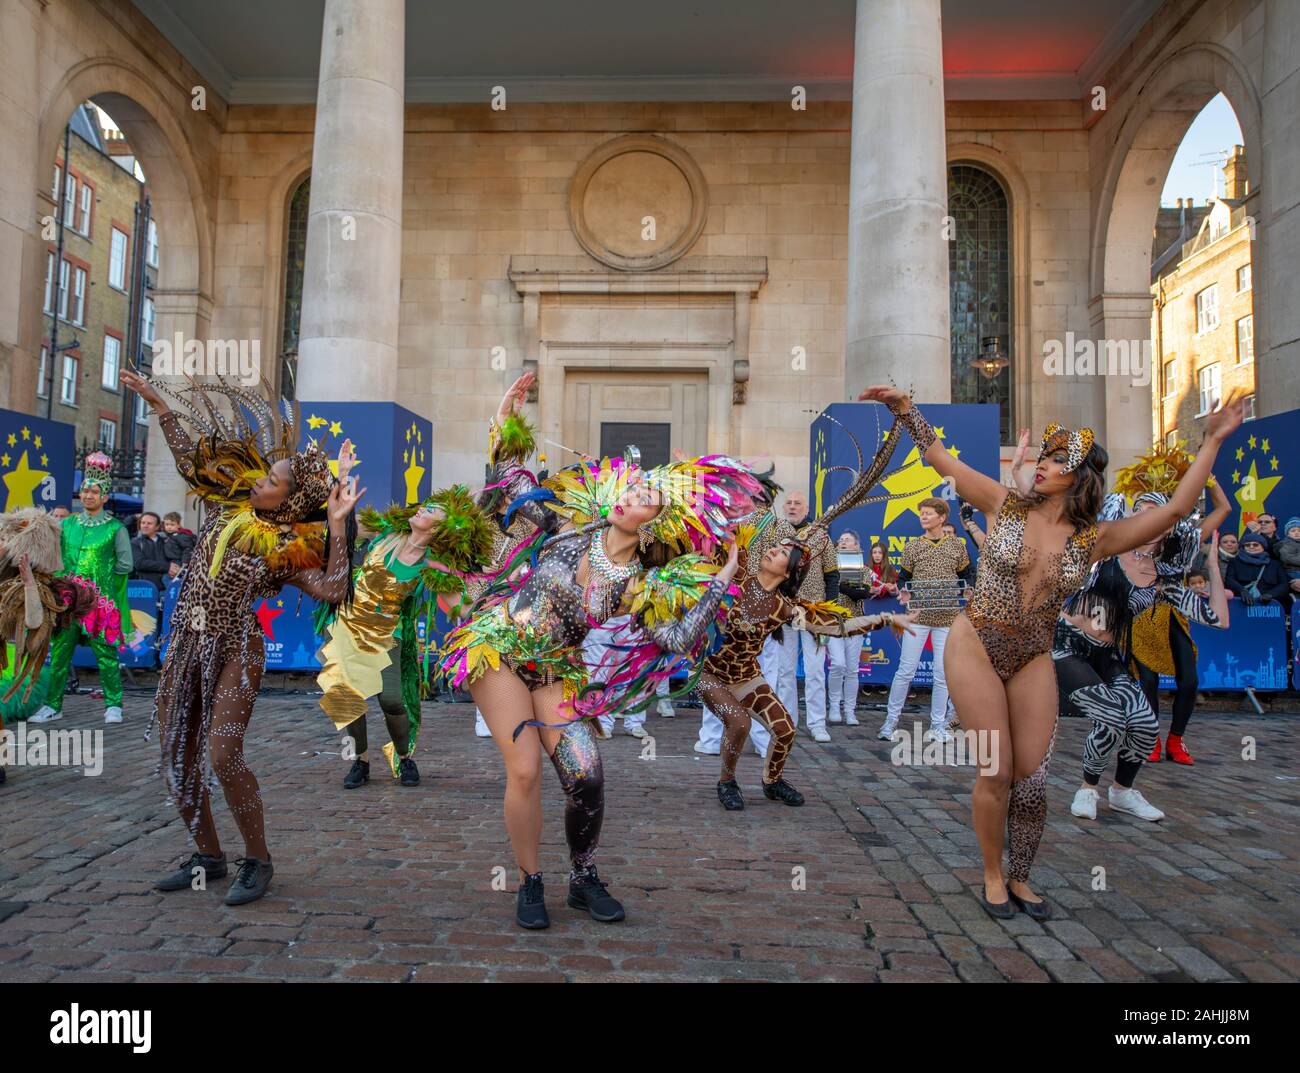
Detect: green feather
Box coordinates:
(496, 413, 537, 464)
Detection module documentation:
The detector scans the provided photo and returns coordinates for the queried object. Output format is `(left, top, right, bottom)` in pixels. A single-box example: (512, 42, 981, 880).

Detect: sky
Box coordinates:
(1160, 93, 1244, 206)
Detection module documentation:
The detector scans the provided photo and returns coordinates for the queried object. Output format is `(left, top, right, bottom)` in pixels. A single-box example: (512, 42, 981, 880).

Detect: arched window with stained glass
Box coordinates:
(948, 163, 1012, 443)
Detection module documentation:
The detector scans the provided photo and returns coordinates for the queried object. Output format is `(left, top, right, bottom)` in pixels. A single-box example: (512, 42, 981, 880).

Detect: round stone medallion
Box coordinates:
(568, 135, 708, 271)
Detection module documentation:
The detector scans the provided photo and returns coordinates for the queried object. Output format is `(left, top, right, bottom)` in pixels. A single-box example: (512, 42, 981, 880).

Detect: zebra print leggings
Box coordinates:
(1053, 620, 1158, 789)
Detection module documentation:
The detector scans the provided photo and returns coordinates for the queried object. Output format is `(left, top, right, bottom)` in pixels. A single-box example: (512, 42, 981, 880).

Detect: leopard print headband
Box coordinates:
(1040, 422, 1095, 474)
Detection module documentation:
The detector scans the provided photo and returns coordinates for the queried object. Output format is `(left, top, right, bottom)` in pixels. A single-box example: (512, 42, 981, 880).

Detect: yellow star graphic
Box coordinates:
(881, 441, 947, 527)
(1248, 435, 1257, 450)
(405, 426, 412, 442)
(1232, 469, 1241, 484)
(3, 450, 49, 510)
(328, 420, 343, 437)
(33, 435, 42, 449)
(1235, 446, 1244, 462)
(0, 453, 9, 467)
(1270, 455, 1279, 471)
(307, 414, 327, 430)
(1234, 459, 1281, 535)
(20, 427, 30, 440)
(40, 454, 48, 467)
(1262, 438, 1270, 453)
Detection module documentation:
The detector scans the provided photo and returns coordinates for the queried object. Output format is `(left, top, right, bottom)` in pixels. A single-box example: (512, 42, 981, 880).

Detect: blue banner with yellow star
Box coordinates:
(297, 402, 433, 510)
(0, 408, 75, 512)
(809, 402, 1001, 687)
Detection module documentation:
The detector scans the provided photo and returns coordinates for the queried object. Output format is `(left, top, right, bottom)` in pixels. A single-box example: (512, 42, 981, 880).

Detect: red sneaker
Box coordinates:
(1165, 734, 1194, 766)
(1147, 735, 1162, 763)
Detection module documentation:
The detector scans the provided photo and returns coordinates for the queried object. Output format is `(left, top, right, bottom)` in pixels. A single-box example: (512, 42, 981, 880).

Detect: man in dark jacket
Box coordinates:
(1224, 533, 1291, 606)
(131, 511, 171, 589)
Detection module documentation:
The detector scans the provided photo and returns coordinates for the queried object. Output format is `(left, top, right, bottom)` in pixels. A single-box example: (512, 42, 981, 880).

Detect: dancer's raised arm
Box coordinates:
(858, 385, 1007, 515)
(1094, 398, 1243, 560)
(293, 476, 365, 604)
(121, 369, 194, 463)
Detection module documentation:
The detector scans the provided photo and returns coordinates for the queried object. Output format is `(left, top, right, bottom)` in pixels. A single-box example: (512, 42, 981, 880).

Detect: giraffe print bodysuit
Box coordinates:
(699, 576, 897, 787)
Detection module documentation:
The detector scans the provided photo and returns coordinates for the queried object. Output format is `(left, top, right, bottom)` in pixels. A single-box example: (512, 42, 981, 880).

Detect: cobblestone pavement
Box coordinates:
(1, 688, 1297, 982)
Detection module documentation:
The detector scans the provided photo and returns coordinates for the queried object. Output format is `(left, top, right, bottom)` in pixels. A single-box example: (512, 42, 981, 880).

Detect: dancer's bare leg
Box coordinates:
(471, 666, 543, 879)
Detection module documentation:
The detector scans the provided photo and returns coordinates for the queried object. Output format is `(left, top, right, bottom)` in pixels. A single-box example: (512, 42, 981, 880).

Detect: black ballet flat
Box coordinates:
(1008, 889, 1052, 921)
(980, 888, 1016, 920)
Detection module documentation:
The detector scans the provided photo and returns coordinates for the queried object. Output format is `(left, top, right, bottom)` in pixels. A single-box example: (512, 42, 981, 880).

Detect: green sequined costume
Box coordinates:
(44, 511, 132, 712)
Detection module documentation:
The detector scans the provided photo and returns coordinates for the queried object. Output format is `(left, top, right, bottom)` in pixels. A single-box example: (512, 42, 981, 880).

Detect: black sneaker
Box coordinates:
(0, 766, 6, 785)
(762, 778, 805, 806)
(716, 779, 745, 811)
(516, 872, 549, 930)
(398, 757, 420, 786)
(155, 852, 228, 892)
(343, 759, 370, 789)
(224, 857, 274, 906)
(567, 869, 625, 923)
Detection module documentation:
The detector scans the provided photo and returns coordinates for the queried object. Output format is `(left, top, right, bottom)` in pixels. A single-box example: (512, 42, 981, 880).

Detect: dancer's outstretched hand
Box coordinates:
(888, 611, 920, 637)
(328, 475, 366, 525)
(1204, 393, 1244, 443)
(857, 384, 908, 408)
(717, 540, 741, 583)
(496, 372, 534, 423)
(121, 369, 166, 412)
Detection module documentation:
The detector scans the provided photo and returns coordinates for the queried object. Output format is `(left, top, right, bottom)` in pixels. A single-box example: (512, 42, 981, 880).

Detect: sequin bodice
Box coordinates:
(966, 490, 1098, 679)
(702, 578, 794, 684)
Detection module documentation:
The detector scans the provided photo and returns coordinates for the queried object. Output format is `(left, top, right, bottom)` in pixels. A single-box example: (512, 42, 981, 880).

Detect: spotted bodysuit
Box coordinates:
(699, 576, 896, 786)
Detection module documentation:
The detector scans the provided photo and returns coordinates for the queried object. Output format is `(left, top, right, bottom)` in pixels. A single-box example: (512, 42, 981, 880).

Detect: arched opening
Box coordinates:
(279, 175, 311, 399)
(948, 163, 1012, 444)
(1090, 44, 1262, 469)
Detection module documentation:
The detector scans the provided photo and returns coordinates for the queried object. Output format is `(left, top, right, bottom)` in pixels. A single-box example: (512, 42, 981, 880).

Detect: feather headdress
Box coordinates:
(0, 508, 64, 576)
(1112, 441, 1194, 501)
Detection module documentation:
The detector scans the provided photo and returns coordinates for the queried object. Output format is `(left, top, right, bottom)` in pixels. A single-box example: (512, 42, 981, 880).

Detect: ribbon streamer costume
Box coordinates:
(39, 453, 131, 720)
(144, 377, 351, 903)
(316, 491, 492, 780)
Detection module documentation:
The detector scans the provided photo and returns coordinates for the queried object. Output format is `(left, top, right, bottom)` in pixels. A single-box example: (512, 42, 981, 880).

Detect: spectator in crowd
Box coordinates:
(1224, 532, 1291, 606)
(1273, 516, 1300, 595)
(162, 511, 196, 578)
(1216, 530, 1238, 569)
(865, 540, 899, 598)
(50, 506, 70, 521)
(131, 511, 171, 589)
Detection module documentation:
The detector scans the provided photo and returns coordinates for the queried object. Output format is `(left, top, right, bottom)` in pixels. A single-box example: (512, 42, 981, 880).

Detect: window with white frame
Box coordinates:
(37, 346, 49, 398)
(60, 354, 78, 406)
(1197, 363, 1221, 417)
(1195, 285, 1220, 334)
(102, 335, 121, 389)
(109, 228, 128, 290)
(1243, 394, 1257, 421)
(43, 252, 54, 313)
(71, 266, 86, 326)
(142, 297, 155, 345)
(1236, 315, 1253, 364)
(1163, 357, 1178, 398)
(1165, 428, 1179, 449)
(63, 173, 76, 228)
(1237, 264, 1251, 292)
(98, 418, 117, 451)
(79, 183, 92, 236)
(147, 219, 159, 267)
(57, 260, 69, 320)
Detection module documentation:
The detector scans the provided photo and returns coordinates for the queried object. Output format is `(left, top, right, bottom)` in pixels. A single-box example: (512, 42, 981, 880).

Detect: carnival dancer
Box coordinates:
(1113, 446, 1232, 767)
(317, 491, 493, 789)
(1057, 493, 1228, 827)
(440, 375, 758, 930)
(29, 453, 132, 725)
(0, 508, 126, 784)
(858, 384, 1242, 921)
(122, 369, 360, 907)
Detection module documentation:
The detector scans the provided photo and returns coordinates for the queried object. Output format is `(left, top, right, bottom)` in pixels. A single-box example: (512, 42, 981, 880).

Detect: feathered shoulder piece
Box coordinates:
(147, 374, 306, 507)
(489, 413, 539, 467)
(362, 488, 494, 575)
(623, 553, 732, 628)
(642, 455, 763, 553)
(543, 457, 634, 528)
(1113, 441, 1195, 501)
(799, 598, 851, 620)
(359, 503, 419, 537)
(0, 508, 64, 576)
(207, 506, 326, 579)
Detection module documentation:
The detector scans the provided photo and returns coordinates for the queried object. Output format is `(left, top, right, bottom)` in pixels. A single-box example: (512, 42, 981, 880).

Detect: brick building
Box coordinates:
(1152, 147, 1255, 445)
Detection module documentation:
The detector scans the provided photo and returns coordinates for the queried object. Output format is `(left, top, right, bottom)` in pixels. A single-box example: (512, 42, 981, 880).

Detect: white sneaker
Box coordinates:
(693, 741, 720, 756)
(927, 724, 951, 744)
(28, 706, 61, 723)
(626, 723, 647, 739)
(877, 721, 898, 741)
(103, 706, 123, 724)
(845, 714, 860, 726)
(1071, 786, 1099, 819)
(595, 720, 614, 740)
(656, 700, 676, 718)
(474, 714, 492, 738)
(1109, 785, 1164, 822)
(828, 714, 842, 724)
(810, 726, 831, 743)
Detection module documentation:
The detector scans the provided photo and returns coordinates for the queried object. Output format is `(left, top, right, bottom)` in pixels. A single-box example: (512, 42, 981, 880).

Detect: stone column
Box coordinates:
(845, 0, 950, 401)
(295, 0, 404, 401)
(1089, 292, 1154, 474)
(1256, 0, 1300, 416)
